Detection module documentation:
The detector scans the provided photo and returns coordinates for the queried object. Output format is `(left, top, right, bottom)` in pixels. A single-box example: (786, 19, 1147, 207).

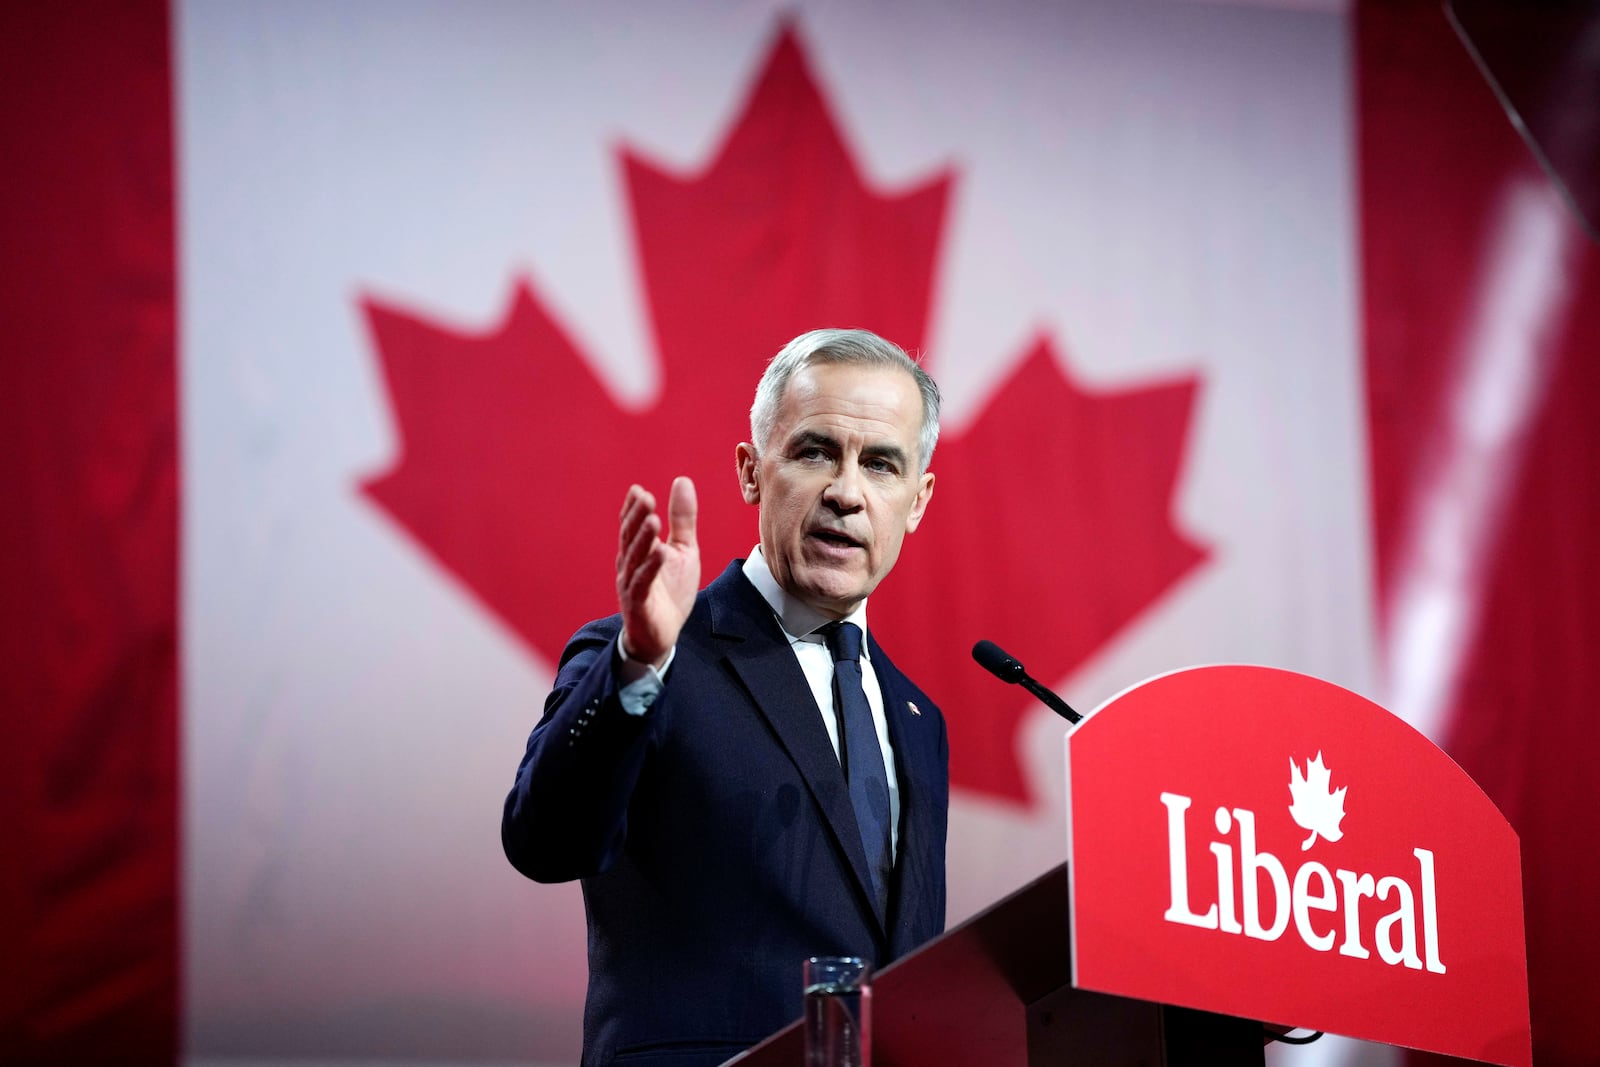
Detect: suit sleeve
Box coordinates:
(500, 615, 663, 883)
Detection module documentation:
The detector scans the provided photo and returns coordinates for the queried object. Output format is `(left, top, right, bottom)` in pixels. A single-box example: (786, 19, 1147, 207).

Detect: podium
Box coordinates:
(730, 665, 1531, 1067)
(730, 863, 1264, 1066)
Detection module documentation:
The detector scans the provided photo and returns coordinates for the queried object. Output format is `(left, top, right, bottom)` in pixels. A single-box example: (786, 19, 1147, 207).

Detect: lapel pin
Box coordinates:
(907, 700, 920, 717)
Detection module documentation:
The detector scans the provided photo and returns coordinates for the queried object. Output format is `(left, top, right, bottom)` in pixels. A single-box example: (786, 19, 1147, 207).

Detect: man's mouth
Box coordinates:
(809, 528, 863, 551)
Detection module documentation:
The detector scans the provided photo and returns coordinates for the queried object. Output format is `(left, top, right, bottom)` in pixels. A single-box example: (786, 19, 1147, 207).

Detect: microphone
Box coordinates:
(971, 640, 1083, 724)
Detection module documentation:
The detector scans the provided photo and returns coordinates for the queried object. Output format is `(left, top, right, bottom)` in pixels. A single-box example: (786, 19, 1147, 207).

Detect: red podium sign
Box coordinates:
(1066, 666, 1530, 1066)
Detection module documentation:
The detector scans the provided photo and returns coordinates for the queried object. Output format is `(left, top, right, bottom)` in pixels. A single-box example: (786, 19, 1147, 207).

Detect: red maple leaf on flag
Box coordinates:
(360, 23, 1207, 806)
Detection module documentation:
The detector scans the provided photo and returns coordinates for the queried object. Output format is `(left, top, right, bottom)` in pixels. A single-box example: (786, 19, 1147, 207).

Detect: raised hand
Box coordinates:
(616, 476, 700, 667)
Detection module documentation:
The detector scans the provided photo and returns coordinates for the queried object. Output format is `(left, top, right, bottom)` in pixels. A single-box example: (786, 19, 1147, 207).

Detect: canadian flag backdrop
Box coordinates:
(3, 2, 1596, 1066)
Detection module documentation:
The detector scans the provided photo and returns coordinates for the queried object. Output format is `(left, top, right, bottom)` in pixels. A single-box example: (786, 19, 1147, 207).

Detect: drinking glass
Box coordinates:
(803, 956, 871, 1067)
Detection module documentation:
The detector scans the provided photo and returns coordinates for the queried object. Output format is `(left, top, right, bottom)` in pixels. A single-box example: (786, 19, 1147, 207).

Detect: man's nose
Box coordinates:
(823, 462, 865, 511)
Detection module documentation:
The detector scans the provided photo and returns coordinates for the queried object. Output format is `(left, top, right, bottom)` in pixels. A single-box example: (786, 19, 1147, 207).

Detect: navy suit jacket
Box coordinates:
(502, 562, 949, 1067)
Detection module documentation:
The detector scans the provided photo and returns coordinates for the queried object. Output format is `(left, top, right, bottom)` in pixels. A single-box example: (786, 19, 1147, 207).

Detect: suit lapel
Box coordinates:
(705, 565, 887, 941)
(872, 634, 941, 954)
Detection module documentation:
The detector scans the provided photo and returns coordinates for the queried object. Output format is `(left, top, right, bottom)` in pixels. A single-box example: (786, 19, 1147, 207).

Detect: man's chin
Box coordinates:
(792, 568, 875, 616)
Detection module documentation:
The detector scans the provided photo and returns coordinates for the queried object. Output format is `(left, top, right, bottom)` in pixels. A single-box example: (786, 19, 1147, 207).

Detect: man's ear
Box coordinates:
(904, 471, 935, 533)
(735, 442, 760, 504)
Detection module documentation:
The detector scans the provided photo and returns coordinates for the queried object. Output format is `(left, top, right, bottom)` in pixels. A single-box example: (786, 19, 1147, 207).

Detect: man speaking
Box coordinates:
(502, 328, 949, 1067)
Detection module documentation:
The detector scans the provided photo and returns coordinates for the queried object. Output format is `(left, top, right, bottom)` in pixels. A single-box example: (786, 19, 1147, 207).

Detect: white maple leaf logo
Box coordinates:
(1288, 751, 1347, 850)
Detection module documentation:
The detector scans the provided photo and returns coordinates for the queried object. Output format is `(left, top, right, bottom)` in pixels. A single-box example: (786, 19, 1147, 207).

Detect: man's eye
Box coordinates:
(865, 457, 898, 474)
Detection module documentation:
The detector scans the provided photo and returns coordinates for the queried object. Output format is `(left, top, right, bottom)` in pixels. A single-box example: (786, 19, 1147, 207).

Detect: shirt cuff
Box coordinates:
(615, 642, 674, 716)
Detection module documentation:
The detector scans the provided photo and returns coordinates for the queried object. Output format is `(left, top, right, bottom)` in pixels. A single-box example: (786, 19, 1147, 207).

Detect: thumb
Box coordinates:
(667, 476, 698, 547)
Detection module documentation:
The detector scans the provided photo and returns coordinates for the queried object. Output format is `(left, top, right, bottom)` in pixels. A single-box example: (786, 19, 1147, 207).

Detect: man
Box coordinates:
(502, 328, 948, 1067)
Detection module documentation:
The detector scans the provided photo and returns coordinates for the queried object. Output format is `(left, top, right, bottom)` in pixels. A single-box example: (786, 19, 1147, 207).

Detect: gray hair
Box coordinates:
(749, 328, 941, 473)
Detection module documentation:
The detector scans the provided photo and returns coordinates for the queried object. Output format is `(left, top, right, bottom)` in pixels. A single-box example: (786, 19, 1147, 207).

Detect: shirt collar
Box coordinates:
(742, 547, 870, 652)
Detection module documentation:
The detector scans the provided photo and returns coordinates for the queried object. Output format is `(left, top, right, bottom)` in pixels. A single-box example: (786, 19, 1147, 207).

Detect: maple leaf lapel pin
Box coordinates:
(1287, 751, 1347, 850)
(907, 700, 920, 717)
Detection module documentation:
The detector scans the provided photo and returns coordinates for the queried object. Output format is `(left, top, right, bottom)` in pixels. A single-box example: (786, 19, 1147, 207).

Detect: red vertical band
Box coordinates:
(1358, 3, 1600, 1064)
(0, 1, 179, 1062)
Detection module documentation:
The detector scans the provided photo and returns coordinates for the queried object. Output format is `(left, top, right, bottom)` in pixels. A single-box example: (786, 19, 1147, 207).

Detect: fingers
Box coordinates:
(620, 541, 665, 604)
(616, 478, 694, 593)
(617, 484, 655, 568)
(617, 503, 661, 584)
(666, 476, 698, 548)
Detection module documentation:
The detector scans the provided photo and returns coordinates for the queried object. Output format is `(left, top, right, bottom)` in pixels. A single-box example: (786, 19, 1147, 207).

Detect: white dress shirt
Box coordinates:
(742, 549, 901, 856)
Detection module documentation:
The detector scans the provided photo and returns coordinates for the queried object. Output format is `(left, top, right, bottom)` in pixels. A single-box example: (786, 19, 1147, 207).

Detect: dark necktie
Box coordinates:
(821, 621, 892, 921)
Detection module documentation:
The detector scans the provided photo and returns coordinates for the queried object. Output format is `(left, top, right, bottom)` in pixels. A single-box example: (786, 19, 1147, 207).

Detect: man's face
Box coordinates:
(736, 361, 935, 619)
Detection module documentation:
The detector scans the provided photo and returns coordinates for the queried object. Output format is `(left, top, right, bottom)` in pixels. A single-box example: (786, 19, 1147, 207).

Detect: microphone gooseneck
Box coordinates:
(970, 640, 1083, 724)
